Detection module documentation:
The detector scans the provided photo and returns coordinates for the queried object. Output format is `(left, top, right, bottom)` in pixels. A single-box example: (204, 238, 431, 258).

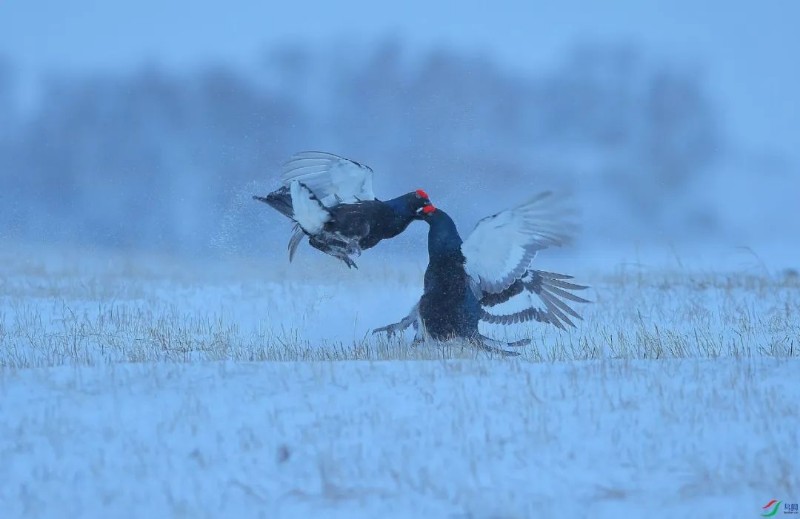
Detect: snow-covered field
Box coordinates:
(1, 243, 798, 518)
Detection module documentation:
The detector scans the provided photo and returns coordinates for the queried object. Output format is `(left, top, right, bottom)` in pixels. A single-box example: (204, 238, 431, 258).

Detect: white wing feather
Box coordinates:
(290, 180, 330, 234)
(281, 151, 375, 207)
(462, 192, 576, 294)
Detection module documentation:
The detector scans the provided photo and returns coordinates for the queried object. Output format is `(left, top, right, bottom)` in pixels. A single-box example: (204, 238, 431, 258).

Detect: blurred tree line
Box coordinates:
(0, 42, 720, 255)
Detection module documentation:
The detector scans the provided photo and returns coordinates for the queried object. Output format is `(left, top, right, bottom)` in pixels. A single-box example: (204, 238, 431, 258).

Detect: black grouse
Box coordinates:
(374, 192, 589, 355)
(254, 152, 433, 268)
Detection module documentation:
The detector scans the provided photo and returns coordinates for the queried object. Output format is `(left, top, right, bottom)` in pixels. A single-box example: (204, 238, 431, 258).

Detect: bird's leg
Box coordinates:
(308, 235, 358, 269)
(372, 317, 412, 337)
(477, 335, 527, 356)
(329, 247, 358, 268)
(477, 341, 521, 357)
(337, 253, 358, 269)
(329, 233, 360, 257)
(331, 231, 362, 258)
(345, 240, 362, 257)
(373, 304, 418, 337)
(330, 242, 359, 268)
(479, 334, 530, 349)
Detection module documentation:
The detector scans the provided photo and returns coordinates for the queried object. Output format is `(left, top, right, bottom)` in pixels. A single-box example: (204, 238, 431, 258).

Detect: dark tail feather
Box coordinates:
(288, 224, 305, 262)
(253, 186, 293, 219)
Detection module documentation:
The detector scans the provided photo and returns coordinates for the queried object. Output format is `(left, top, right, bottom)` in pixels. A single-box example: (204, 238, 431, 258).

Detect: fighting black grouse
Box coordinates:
(254, 151, 432, 268)
(374, 192, 589, 355)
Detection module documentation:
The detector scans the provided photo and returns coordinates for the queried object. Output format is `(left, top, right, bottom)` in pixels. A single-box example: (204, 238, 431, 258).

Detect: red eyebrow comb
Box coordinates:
(416, 189, 429, 199)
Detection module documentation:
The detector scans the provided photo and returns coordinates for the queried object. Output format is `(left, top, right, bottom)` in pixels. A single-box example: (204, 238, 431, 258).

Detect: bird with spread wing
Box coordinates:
(254, 152, 433, 268)
(374, 192, 589, 356)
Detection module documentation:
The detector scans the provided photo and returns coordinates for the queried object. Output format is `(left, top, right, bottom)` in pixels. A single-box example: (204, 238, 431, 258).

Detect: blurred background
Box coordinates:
(0, 0, 797, 271)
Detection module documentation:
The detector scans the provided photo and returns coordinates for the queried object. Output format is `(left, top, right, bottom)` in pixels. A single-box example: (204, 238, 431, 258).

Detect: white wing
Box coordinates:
(281, 151, 375, 207)
(462, 192, 576, 294)
(290, 180, 330, 234)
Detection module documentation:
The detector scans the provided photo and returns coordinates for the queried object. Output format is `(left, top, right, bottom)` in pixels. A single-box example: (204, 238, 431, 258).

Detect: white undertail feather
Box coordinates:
(281, 151, 375, 207)
(462, 191, 577, 294)
(290, 180, 331, 234)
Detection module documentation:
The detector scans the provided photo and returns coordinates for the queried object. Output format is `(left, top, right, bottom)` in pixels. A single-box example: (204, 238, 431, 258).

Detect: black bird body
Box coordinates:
(417, 210, 481, 341)
(258, 186, 422, 260)
(330, 198, 417, 250)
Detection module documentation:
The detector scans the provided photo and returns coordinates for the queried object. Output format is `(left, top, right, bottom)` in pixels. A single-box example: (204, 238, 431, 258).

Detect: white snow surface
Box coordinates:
(1, 244, 798, 518)
(3, 358, 797, 518)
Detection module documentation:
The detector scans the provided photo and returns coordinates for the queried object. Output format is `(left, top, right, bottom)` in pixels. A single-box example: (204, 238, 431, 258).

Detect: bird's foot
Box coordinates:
(345, 240, 363, 257)
(477, 335, 528, 356)
(372, 321, 404, 337)
(478, 343, 521, 357)
(333, 252, 358, 269)
(505, 338, 531, 348)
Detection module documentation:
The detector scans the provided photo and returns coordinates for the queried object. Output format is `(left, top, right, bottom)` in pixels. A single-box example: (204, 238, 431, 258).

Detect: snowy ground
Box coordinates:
(1, 243, 798, 518)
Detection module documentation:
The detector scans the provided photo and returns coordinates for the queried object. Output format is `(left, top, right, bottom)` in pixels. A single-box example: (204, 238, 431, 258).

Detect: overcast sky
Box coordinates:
(2, 0, 798, 163)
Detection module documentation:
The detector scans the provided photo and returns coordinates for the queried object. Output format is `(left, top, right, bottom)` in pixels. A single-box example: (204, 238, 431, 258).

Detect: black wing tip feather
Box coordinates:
(480, 268, 590, 330)
(482, 269, 589, 307)
(283, 151, 373, 172)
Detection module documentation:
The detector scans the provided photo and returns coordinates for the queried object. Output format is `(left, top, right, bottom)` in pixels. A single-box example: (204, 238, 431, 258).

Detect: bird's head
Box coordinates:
(409, 189, 436, 218)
